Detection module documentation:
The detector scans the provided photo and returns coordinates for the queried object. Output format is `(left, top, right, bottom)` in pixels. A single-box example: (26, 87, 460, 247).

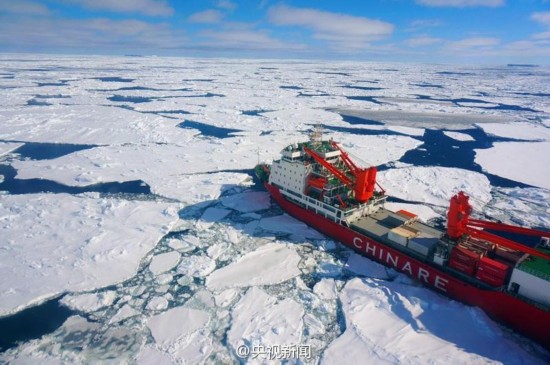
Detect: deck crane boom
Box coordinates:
(303, 145, 378, 203)
(329, 140, 386, 195)
(447, 191, 550, 260)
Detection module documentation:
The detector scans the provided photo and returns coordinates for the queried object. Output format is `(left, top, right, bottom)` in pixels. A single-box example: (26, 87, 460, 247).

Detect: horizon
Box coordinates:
(1, 1, 550, 65)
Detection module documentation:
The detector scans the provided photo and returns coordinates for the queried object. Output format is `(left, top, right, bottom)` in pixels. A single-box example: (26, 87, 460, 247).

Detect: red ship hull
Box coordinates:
(265, 182, 550, 348)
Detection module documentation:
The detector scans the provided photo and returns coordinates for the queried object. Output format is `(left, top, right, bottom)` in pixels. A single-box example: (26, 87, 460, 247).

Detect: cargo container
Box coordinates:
(477, 256, 510, 279)
(448, 256, 477, 276)
(476, 270, 506, 287)
(495, 245, 524, 263)
(396, 209, 417, 221)
(451, 245, 479, 264)
(458, 241, 488, 258)
(387, 226, 417, 247)
(408, 235, 438, 257)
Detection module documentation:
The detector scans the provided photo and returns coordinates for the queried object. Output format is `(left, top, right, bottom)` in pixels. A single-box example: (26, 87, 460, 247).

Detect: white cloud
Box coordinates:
(532, 12, 550, 26)
(417, 0, 504, 7)
(447, 37, 500, 49)
(0, 17, 186, 50)
(189, 10, 224, 24)
(198, 29, 304, 51)
(406, 19, 444, 32)
(406, 36, 443, 47)
(533, 31, 550, 40)
(268, 4, 393, 51)
(0, 0, 50, 15)
(216, 0, 237, 11)
(65, 0, 174, 17)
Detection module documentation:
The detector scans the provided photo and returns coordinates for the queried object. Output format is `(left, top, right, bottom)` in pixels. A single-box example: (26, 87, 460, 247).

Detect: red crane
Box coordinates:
(303, 145, 378, 203)
(447, 191, 550, 260)
(329, 141, 386, 194)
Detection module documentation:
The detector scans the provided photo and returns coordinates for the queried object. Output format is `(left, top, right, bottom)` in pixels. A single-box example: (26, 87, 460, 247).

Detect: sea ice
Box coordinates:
(221, 191, 271, 212)
(109, 304, 140, 324)
(227, 287, 304, 361)
(344, 253, 390, 279)
(478, 122, 550, 141)
(0, 193, 179, 315)
(206, 242, 301, 290)
(136, 346, 173, 365)
(176, 254, 216, 278)
(378, 166, 492, 209)
(196, 207, 230, 230)
(331, 133, 423, 166)
(146, 296, 169, 311)
(146, 306, 212, 363)
(259, 214, 325, 239)
(313, 279, 338, 301)
(475, 142, 550, 189)
(322, 278, 544, 364)
(60, 291, 117, 312)
(488, 187, 550, 228)
(443, 131, 475, 141)
(0, 141, 23, 157)
(149, 251, 181, 275)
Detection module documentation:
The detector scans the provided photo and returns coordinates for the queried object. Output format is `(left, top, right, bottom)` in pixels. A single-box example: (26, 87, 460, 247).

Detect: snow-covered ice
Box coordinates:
(443, 131, 475, 141)
(0, 193, 179, 315)
(259, 214, 325, 239)
(0, 141, 23, 157)
(206, 242, 301, 290)
(475, 142, 550, 189)
(60, 291, 117, 312)
(1, 56, 549, 363)
(332, 133, 423, 166)
(227, 287, 304, 360)
(344, 253, 390, 279)
(149, 251, 181, 275)
(221, 191, 271, 212)
(177, 254, 216, 278)
(146, 306, 212, 363)
(196, 207, 230, 230)
(478, 122, 550, 141)
(322, 278, 545, 365)
(378, 166, 492, 209)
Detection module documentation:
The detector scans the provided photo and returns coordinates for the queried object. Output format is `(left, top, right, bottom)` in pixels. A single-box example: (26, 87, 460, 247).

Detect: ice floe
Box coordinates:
(0, 193, 179, 315)
(322, 278, 545, 364)
(475, 142, 550, 189)
(443, 131, 475, 141)
(149, 251, 181, 275)
(258, 214, 325, 239)
(378, 166, 492, 209)
(206, 242, 301, 290)
(146, 306, 212, 363)
(227, 287, 304, 361)
(60, 291, 117, 312)
(0, 141, 23, 157)
(478, 122, 550, 141)
(221, 191, 271, 212)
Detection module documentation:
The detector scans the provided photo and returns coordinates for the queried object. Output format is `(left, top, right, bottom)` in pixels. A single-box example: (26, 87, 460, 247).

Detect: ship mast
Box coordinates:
(309, 123, 323, 149)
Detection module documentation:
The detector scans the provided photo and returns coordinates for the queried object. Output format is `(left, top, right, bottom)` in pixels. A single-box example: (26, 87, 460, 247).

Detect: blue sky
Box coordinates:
(1, 0, 549, 64)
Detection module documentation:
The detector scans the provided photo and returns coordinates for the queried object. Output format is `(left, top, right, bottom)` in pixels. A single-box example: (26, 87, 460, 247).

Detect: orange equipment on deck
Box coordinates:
(447, 191, 550, 260)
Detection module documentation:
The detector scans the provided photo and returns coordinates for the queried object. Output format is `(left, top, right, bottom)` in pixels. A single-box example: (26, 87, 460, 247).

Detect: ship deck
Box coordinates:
(351, 208, 442, 239)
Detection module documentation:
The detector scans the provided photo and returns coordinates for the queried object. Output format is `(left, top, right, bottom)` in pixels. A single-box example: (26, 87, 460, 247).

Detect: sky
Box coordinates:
(1, 0, 550, 64)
